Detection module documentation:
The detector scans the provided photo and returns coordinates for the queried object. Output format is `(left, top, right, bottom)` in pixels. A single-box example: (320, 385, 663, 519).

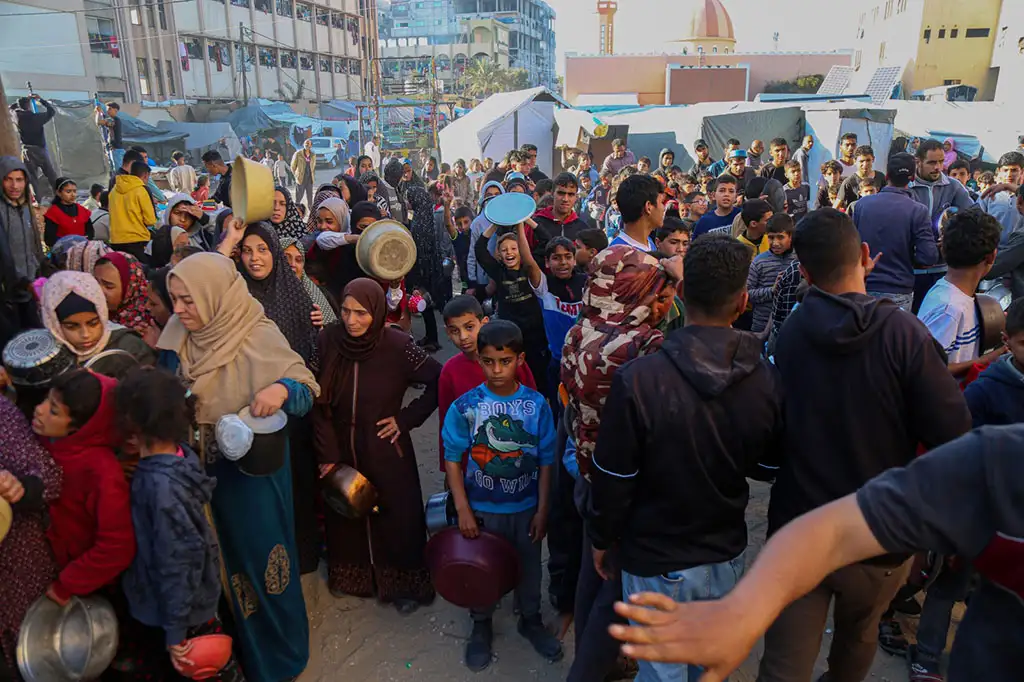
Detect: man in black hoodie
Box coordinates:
(10, 95, 59, 197)
(758, 208, 971, 682)
(587, 233, 783, 682)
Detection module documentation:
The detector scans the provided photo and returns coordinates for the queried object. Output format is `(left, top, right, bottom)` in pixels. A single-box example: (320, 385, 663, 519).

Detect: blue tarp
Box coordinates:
(225, 103, 277, 137)
(120, 113, 188, 145)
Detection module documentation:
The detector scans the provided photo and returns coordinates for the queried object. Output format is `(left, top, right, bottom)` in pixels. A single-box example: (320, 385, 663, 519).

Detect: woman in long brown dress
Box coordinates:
(314, 278, 441, 614)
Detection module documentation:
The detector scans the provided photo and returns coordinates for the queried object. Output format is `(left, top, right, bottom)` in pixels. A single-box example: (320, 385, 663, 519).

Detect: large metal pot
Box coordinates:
(17, 595, 119, 682)
(355, 219, 417, 281)
(322, 463, 379, 518)
(2, 329, 74, 388)
(977, 292, 1007, 352)
(425, 527, 520, 610)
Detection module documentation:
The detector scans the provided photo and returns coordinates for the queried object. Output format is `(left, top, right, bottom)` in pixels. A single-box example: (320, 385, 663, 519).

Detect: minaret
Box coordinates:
(597, 0, 617, 55)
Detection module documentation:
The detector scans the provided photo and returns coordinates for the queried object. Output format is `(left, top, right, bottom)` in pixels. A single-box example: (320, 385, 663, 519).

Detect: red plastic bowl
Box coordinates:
(425, 528, 521, 610)
(176, 634, 232, 680)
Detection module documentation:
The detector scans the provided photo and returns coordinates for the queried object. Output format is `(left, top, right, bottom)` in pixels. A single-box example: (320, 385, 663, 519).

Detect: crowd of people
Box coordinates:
(1, 94, 1023, 682)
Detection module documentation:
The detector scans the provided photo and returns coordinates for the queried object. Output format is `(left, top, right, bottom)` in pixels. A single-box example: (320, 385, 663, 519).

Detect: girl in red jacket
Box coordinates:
(43, 178, 94, 248)
(31, 369, 136, 604)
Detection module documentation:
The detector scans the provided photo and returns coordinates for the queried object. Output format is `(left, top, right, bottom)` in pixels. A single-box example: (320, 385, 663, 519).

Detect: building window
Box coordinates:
(334, 58, 347, 73)
(884, 0, 893, 19)
(259, 47, 277, 67)
(184, 38, 203, 59)
(712, 46, 717, 53)
(153, 58, 164, 95)
(349, 58, 361, 75)
(943, 79, 962, 86)
(255, 0, 271, 11)
(923, 28, 931, 43)
(138, 58, 150, 95)
(950, 27, 958, 38)
(129, 0, 141, 25)
(965, 28, 990, 38)
(276, 0, 292, 16)
(299, 52, 314, 70)
(854, 49, 862, 69)
(331, 11, 344, 29)
(208, 40, 231, 69)
(166, 60, 176, 94)
(87, 17, 118, 54)
(319, 55, 331, 71)
(230, 0, 249, 7)
(281, 50, 296, 68)
(296, 3, 311, 21)
(156, 0, 167, 29)
(316, 7, 329, 25)
(938, 28, 945, 38)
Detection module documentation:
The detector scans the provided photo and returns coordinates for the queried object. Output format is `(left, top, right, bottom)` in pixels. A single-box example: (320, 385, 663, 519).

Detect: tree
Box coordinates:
(505, 68, 530, 91)
(459, 58, 507, 98)
(763, 73, 825, 94)
(276, 78, 307, 102)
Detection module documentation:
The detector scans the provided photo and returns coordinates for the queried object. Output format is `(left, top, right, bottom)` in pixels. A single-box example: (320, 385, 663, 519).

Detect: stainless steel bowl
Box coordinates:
(424, 491, 456, 534)
(17, 595, 119, 681)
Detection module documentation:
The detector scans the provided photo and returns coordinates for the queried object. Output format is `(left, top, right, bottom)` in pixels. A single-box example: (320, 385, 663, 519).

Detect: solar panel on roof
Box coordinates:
(863, 66, 903, 105)
(817, 65, 855, 96)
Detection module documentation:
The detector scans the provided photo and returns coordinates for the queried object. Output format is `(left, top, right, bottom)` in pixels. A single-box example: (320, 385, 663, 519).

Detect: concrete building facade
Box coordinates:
(990, 0, 1024, 104)
(852, 0, 1003, 99)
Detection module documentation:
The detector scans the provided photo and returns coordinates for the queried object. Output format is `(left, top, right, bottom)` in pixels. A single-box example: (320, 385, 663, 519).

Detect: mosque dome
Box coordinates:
(682, 0, 736, 44)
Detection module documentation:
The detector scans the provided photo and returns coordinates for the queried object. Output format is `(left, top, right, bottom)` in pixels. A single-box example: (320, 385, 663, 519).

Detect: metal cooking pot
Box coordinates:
(424, 491, 457, 534)
(355, 219, 418, 281)
(977, 293, 1006, 352)
(82, 348, 139, 380)
(425, 527, 520, 610)
(2, 329, 74, 388)
(17, 595, 118, 682)
(322, 463, 379, 518)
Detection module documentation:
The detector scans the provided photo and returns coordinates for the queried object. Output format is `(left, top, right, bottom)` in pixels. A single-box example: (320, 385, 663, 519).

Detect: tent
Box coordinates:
(225, 103, 277, 137)
(46, 101, 109, 188)
(438, 87, 570, 176)
(885, 100, 1020, 163)
(155, 121, 242, 161)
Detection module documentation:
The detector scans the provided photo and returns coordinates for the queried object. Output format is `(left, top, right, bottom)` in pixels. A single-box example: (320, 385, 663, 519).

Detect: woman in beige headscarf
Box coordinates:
(156, 252, 320, 682)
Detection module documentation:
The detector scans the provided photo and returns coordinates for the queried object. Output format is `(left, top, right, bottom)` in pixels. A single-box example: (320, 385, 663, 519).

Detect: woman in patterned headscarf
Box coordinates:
(92, 252, 155, 331)
(271, 185, 308, 242)
(305, 183, 344, 234)
(64, 239, 111, 274)
(281, 236, 338, 327)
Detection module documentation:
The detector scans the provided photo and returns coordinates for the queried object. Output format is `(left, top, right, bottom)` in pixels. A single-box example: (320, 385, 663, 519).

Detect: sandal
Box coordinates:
(878, 617, 909, 657)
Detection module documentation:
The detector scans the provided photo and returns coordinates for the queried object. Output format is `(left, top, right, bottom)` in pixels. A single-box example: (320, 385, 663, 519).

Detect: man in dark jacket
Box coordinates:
(851, 153, 938, 311)
(10, 95, 59, 197)
(588, 233, 783, 682)
(0, 155, 44, 348)
(202, 150, 232, 208)
(758, 208, 971, 682)
(531, 172, 587, 259)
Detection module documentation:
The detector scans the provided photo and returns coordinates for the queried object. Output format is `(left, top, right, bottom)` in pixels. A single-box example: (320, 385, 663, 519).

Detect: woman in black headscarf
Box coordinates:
(271, 185, 309, 242)
(335, 174, 368, 208)
(228, 219, 323, 574)
(406, 185, 449, 352)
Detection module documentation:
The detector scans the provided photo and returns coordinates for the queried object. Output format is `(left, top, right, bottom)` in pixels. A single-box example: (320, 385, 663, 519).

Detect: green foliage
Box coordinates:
(763, 74, 825, 94)
(458, 59, 535, 98)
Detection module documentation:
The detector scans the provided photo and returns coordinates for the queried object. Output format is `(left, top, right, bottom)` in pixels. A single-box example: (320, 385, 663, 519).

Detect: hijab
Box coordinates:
(156, 252, 319, 424)
(238, 222, 317, 363)
(336, 174, 368, 208)
(561, 245, 669, 478)
(280, 237, 338, 326)
(943, 137, 958, 170)
(350, 200, 382, 232)
(317, 278, 386, 408)
(406, 185, 442, 297)
(41, 270, 114, 359)
(147, 265, 173, 317)
(272, 186, 308, 241)
(65, 240, 111, 274)
(96, 251, 155, 329)
(306, 184, 343, 233)
(316, 197, 351, 234)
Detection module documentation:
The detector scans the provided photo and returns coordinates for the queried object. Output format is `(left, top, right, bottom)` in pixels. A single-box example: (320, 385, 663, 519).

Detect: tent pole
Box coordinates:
(513, 110, 519, 149)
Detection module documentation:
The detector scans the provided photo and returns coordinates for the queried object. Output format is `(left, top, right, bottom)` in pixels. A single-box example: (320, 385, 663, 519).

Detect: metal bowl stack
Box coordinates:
(17, 595, 119, 682)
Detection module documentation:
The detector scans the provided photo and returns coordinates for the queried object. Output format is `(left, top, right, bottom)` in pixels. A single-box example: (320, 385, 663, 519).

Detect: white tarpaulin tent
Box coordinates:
(553, 108, 609, 149)
(439, 87, 570, 176)
(885, 100, 1021, 163)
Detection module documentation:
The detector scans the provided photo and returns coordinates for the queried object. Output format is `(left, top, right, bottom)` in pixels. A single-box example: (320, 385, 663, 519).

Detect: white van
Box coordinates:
(307, 136, 346, 167)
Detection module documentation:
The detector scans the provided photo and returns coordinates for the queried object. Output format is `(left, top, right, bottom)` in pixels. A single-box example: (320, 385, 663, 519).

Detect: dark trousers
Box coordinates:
(757, 560, 910, 682)
(523, 338, 550, 401)
(422, 306, 439, 344)
(23, 144, 59, 198)
(469, 508, 541, 622)
(546, 418, 582, 614)
(112, 241, 150, 264)
(916, 561, 973, 668)
(295, 180, 314, 208)
(566, 478, 624, 682)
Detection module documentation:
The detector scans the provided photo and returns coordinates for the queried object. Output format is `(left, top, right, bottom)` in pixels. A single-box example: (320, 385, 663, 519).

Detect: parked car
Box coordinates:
(308, 136, 346, 168)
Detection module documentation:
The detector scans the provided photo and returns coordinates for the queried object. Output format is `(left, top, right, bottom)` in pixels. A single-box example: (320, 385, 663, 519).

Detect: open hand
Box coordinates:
(609, 592, 758, 681)
(139, 321, 163, 349)
(376, 416, 401, 443)
(250, 382, 288, 417)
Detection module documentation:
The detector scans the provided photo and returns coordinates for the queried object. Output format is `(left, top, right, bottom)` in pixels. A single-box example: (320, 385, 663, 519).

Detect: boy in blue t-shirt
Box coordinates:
(442, 320, 561, 672)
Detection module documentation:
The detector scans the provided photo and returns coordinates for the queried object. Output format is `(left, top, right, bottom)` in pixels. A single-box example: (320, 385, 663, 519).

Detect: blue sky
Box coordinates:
(547, 0, 858, 74)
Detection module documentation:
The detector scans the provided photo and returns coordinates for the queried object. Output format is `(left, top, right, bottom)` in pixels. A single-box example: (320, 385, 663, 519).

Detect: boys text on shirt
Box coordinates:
(442, 383, 556, 514)
(917, 277, 980, 364)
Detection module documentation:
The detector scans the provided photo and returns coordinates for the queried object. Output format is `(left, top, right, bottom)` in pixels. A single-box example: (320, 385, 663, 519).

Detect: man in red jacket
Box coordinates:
(32, 369, 136, 603)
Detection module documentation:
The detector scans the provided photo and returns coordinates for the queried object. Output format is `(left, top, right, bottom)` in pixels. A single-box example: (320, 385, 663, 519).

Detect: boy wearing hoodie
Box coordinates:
(115, 368, 243, 679)
(31, 370, 136, 605)
(531, 172, 587, 259)
(758, 208, 971, 682)
(964, 298, 1024, 427)
(587, 233, 783, 682)
(109, 160, 157, 262)
(0, 156, 44, 343)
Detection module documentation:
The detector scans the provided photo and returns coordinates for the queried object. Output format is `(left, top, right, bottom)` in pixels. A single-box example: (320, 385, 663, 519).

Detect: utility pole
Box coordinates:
(240, 22, 249, 106)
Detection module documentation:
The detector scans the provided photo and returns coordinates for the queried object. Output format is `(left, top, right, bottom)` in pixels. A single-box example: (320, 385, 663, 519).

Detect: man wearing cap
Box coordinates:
(708, 139, 741, 178)
(726, 149, 757, 197)
(601, 139, 636, 176)
(689, 139, 714, 177)
(851, 153, 938, 311)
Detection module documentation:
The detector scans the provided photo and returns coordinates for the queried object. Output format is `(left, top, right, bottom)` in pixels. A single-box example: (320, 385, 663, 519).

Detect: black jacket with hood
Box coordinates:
(658, 147, 675, 174)
(587, 326, 784, 577)
(769, 288, 971, 545)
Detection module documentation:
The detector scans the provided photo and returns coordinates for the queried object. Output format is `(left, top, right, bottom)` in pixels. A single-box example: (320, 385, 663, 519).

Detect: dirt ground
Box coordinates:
(295, 303, 943, 681)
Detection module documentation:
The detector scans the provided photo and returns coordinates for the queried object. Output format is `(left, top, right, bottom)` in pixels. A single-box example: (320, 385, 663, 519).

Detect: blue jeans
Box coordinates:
(867, 290, 914, 312)
(622, 554, 746, 682)
(108, 147, 125, 173)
